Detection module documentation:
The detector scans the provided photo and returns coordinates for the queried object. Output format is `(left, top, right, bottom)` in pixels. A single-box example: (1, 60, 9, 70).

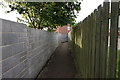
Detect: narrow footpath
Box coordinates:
(37, 42, 77, 78)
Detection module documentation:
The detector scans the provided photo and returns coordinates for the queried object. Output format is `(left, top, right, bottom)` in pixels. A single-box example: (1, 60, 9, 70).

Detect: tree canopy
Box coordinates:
(6, 2, 81, 31)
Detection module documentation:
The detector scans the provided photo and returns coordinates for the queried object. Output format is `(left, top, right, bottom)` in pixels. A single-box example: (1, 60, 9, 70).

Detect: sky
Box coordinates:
(75, 0, 105, 22)
(0, 0, 105, 23)
(0, 1, 21, 22)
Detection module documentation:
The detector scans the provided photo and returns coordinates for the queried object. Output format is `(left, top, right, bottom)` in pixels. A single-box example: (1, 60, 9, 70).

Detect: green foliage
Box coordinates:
(6, 2, 81, 30)
(72, 22, 81, 29)
(116, 50, 120, 78)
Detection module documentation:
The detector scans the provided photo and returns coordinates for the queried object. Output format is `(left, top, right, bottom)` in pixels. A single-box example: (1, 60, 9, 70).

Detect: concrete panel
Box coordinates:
(2, 33, 18, 45)
(0, 19, 67, 78)
(11, 22, 26, 32)
(0, 62, 2, 79)
(2, 55, 19, 74)
(12, 64, 21, 77)
(1, 19, 11, 32)
(0, 32, 2, 46)
(2, 45, 12, 59)
(12, 43, 24, 55)
(0, 19, 2, 32)
(2, 69, 13, 78)
(0, 46, 2, 61)
(2, 57, 14, 74)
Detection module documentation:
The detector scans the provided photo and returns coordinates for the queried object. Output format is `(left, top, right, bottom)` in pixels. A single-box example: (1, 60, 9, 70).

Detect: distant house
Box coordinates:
(56, 24, 72, 34)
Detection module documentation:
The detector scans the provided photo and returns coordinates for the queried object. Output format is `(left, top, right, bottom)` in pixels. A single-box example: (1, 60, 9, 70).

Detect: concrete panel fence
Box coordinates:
(0, 18, 67, 79)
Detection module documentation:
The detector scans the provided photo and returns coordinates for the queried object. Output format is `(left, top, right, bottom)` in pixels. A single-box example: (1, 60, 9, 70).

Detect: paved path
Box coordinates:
(37, 42, 77, 78)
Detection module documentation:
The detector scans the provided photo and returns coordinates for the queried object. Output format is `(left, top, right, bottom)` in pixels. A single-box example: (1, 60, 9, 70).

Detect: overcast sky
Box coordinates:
(76, 0, 104, 22)
(0, 0, 105, 23)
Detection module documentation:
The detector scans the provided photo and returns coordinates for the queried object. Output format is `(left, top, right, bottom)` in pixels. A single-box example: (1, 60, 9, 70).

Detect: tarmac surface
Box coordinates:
(37, 42, 77, 78)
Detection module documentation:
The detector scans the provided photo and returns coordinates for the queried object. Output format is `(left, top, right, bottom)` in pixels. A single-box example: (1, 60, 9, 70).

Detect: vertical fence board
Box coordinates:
(94, 5, 102, 78)
(87, 15, 90, 78)
(93, 10, 97, 78)
(89, 13, 94, 78)
(108, 2, 119, 78)
(85, 18, 87, 77)
(90, 13, 94, 78)
(100, 2, 110, 78)
(83, 19, 86, 78)
(99, 6, 104, 78)
(103, 2, 109, 78)
(86, 17, 89, 78)
(91, 11, 97, 78)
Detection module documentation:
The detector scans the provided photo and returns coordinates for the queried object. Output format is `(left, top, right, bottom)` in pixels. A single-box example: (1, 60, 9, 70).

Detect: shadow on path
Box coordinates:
(37, 42, 77, 78)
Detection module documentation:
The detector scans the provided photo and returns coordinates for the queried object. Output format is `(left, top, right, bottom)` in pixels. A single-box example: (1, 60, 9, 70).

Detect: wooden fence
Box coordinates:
(68, 2, 120, 78)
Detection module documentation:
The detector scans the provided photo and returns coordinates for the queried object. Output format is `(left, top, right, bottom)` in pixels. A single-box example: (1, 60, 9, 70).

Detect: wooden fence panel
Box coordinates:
(68, 1, 119, 78)
(108, 2, 119, 78)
